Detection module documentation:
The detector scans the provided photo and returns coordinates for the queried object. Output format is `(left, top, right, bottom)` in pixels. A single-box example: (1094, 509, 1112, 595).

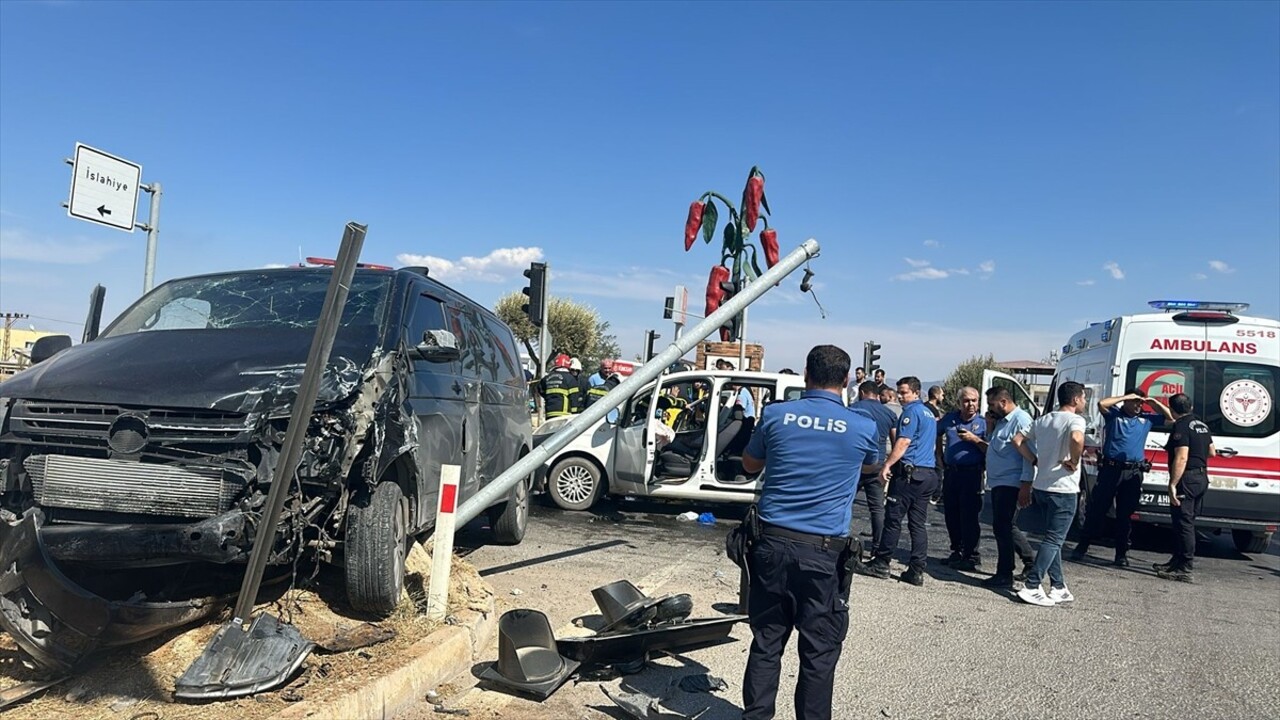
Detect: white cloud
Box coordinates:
(1076, 279, 1096, 286)
(978, 260, 995, 275)
(1192, 273, 1208, 281)
(903, 257, 931, 268)
(923, 239, 941, 248)
(1208, 260, 1234, 274)
(893, 267, 950, 281)
(556, 266, 694, 303)
(948, 268, 971, 276)
(0, 228, 119, 265)
(395, 246, 543, 282)
(1103, 261, 1125, 280)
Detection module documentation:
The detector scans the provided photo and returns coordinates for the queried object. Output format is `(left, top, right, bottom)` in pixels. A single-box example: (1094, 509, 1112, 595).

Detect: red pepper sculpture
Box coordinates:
(760, 228, 779, 268)
(741, 176, 764, 232)
(684, 201, 705, 251)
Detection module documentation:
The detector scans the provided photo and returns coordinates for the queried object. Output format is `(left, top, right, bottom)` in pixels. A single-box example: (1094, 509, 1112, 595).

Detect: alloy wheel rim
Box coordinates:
(556, 465, 595, 504)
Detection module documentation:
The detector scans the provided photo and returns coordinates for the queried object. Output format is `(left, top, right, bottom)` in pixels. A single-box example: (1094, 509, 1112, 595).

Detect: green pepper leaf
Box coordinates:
(722, 222, 737, 255)
(749, 244, 764, 279)
(701, 200, 719, 244)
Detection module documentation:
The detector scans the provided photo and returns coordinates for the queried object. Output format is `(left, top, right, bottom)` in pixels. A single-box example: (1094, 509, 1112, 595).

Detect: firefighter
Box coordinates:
(539, 354, 580, 418)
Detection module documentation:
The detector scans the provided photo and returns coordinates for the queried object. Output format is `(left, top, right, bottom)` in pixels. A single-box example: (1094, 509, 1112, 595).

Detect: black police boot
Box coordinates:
(1152, 559, 1176, 572)
(898, 567, 925, 586)
(1112, 554, 1129, 568)
(980, 574, 1014, 589)
(1013, 563, 1032, 583)
(943, 551, 963, 567)
(954, 554, 982, 571)
(855, 557, 891, 579)
(1156, 565, 1194, 583)
(1069, 544, 1090, 562)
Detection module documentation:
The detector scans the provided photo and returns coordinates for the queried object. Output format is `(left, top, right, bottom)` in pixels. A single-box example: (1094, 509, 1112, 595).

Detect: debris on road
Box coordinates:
(696, 513, 716, 525)
(432, 704, 471, 716)
(0, 677, 68, 711)
(677, 511, 699, 522)
(601, 684, 708, 719)
(511, 588, 524, 596)
(677, 673, 727, 694)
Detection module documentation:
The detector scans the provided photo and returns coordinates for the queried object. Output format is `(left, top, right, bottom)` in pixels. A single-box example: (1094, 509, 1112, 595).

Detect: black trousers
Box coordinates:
(1081, 461, 1144, 556)
(852, 474, 885, 549)
(743, 534, 848, 720)
(943, 464, 984, 557)
(1170, 470, 1208, 570)
(873, 467, 939, 572)
(990, 486, 1036, 577)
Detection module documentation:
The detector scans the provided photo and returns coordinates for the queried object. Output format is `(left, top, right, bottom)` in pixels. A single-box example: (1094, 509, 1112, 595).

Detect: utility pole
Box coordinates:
(1, 313, 30, 364)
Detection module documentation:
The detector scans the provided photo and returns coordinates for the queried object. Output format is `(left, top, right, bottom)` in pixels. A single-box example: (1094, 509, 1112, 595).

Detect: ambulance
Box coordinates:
(990, 300, 1279, 553)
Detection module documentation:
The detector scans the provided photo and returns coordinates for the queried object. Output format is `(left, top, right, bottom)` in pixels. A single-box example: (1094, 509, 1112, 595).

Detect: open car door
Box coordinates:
(981, 369, 1041, 418)
(609, 381, 661, 491)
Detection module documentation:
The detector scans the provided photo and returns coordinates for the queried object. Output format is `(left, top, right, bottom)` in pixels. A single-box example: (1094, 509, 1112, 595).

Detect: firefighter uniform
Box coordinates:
(540, 367, 580, 418)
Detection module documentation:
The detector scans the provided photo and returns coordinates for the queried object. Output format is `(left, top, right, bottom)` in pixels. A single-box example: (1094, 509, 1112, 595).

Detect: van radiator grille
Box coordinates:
(24, 454, 233, 518)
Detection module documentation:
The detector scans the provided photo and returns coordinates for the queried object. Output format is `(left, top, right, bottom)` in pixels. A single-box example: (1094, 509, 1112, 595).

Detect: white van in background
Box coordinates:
(994, 301, 1279, 553)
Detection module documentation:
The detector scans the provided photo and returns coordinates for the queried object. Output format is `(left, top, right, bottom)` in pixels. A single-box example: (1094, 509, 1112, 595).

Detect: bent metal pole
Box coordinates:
(455, 238, 821, 527)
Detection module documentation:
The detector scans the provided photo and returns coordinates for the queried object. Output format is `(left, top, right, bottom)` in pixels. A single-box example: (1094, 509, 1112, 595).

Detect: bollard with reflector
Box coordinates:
(426, 464, 462, 621)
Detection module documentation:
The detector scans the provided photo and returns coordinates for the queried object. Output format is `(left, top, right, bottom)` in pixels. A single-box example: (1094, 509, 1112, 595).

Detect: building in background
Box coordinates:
(1, 326, 63, 380)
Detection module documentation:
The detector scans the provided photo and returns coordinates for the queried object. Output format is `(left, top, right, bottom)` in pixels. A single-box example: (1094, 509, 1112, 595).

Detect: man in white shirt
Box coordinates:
(1012, 381, 1087, 607)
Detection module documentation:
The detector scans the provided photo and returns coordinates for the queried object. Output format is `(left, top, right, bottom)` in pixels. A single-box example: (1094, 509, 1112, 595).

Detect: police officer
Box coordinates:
(1153, 393, 1215, 583)
(849, 380, 897, 552)
(937, 386, 986, 570)
(538, 354, 580, 418)
(740, 345, 877, 720)
(1072, 388, 1172, 566)
(858, 376, 940, 586)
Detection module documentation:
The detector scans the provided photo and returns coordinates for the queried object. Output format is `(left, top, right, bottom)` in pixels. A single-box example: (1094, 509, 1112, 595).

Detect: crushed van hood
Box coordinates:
(0, 326, 380, 414)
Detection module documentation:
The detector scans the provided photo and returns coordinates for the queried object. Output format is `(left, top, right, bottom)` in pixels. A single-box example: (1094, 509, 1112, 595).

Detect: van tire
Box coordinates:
(547, 457, 604, 511)
(345, 481, 409, 616)
(1232, 530, 1272, 554)
(489, 474, 530, 545)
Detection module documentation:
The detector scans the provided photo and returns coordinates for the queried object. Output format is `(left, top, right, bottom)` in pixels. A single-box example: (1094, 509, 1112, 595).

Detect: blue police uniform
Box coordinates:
(1076, 406, 1164, 563)
(741, 389, 876, 720)
(849, 398, 897, 548)
(868, 399, 939, 577)
(938, 411, 987, 564)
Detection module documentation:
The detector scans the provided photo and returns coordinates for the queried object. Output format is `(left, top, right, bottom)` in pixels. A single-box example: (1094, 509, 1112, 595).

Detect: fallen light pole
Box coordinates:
(452, 237, 820, 532)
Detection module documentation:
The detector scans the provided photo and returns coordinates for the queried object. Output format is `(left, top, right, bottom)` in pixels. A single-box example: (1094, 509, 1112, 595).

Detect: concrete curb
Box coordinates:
(270, 591, 498, 720)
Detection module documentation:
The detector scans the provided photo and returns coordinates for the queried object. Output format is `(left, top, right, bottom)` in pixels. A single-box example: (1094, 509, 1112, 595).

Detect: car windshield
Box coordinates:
(101, 270, 393, 337)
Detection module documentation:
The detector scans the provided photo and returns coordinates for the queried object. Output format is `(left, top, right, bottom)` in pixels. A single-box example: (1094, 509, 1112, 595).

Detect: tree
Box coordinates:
(495, 293, 618, 373)
(940, 354, 1006, 413)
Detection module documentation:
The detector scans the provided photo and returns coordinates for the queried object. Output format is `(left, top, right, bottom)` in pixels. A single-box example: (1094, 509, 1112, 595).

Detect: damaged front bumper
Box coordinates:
(0, 510, 230, 673)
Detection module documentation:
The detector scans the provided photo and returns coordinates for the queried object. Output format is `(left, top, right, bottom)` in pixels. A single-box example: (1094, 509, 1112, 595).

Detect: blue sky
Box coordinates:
(2, 1, 1277, 380)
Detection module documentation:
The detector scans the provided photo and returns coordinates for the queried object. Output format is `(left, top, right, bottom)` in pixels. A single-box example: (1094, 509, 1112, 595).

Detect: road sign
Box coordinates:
(673, 284, 689, 325)
(67, 143, 141, 233)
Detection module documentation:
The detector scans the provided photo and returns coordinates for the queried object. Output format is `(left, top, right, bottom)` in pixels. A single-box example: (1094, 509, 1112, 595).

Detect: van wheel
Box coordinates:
(489, 474, 530, 545)
(547, 457, 604, 511)
(1232, 530, 1272, 554)
(345, 481, 409, 615)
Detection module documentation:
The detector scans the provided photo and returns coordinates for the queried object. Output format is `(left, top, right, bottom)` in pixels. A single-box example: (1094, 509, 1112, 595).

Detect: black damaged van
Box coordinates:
(0, 265, 532, 670)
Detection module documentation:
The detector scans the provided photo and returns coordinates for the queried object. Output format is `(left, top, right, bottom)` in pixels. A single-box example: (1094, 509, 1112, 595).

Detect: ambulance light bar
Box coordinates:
(1148, 300, 1249, 313)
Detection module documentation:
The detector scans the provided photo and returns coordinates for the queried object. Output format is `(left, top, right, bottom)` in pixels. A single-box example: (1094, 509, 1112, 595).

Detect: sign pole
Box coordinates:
(426, 464, 462, 622)
(140, 181, 162, 293)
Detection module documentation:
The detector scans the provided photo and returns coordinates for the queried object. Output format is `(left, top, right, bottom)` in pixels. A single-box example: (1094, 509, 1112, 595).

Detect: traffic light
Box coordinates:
(863, 340, 882, 376)
(645, 329, 661, 361)
(663, 296, 675, 320)
(522, 262, 547, 327)
(718, 279, 742, 342)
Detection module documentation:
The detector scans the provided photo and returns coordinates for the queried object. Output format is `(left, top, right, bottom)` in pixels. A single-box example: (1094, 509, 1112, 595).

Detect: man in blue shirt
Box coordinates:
(980, 386, 1037, 588)
(857, 376, 940, 586)
(936, 387, 987, 571)
(1072, 388, 1172, 566)
(740, 345, 877, 720)
(849, 380, 897, 551)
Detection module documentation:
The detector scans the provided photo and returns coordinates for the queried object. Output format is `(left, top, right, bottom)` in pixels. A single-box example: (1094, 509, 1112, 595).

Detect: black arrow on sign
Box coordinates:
(97, 205, 111, 217)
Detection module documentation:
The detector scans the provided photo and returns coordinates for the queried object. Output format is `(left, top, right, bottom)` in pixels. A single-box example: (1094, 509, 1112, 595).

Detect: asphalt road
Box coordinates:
(398, 492, 1280, 720)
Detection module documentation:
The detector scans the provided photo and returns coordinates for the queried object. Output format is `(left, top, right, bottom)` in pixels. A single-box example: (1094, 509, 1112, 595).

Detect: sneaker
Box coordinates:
(1047, 586, 1075, 604)
(1156, 567, 1194, 583)
(854, 558, 890, 579)
(981, 574, 1014, 589)
(1016, 586, 1056, 607)
(942, 551, 964, 566)
(1112, 555, 1129, 568)
(898, 568, 925, 586)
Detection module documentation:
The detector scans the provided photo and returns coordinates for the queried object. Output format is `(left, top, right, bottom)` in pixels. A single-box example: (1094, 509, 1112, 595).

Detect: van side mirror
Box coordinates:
(412, 329, 461, 363)
(30, 335, 73, 364)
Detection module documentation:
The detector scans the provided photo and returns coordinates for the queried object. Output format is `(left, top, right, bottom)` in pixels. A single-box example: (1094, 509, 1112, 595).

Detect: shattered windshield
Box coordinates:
(101, 270, 393, 336)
